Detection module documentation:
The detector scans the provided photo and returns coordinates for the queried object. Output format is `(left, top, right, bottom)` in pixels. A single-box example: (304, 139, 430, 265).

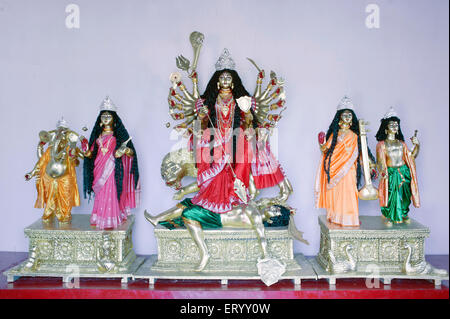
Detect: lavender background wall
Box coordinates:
(0, 0, 448, 255)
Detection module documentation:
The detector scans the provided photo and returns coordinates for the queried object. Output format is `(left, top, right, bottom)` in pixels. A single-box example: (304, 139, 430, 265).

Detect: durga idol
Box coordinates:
(145, 41, 294, 271)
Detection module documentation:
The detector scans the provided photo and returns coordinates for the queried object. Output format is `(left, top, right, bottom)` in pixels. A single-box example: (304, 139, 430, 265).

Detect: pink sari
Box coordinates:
(90, 133, 140, 229)
(251, 139, 286, 189)
(250, 99, 286, 189)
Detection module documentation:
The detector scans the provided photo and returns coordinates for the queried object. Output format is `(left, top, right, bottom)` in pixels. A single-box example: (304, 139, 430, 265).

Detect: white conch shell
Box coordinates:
(169, 72, 182, 89)
(257, 257, 286, 286)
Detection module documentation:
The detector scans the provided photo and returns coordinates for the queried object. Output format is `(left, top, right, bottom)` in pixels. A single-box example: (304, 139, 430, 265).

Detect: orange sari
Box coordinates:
(315, 131, 359, 226)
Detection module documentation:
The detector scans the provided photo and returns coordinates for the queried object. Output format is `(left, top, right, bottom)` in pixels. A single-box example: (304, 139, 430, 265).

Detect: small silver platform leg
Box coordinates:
(121, 277, 128, 284)
(434, 279, 441, 287)
(381, 278, 391, 285)
(148, 277, 155, 286)
(221, 279, 228, 285)
(327, 277, 336, 286)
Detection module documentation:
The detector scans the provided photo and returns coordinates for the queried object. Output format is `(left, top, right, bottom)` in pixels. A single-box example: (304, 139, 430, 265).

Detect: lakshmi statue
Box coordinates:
(83, 96, 140, 230)
(375, 107, 420, 226)
(315, 96, 376, 227)
(145, 33, 305, 272)
(25, 118, 85, 223)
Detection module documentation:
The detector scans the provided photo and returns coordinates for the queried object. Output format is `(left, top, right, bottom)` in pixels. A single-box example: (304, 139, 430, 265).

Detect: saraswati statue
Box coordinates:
(315, 97, 378, 227)
(144, 32, 308, 279)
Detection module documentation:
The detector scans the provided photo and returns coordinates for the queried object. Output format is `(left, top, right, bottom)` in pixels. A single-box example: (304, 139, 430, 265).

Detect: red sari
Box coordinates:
(191, 97, 252, 213)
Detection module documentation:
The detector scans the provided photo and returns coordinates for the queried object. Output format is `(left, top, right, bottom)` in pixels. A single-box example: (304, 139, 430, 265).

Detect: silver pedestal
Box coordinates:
(133, 226, 316, 286)
(312, 215, 449, 287)
(134, 254, 316, 287)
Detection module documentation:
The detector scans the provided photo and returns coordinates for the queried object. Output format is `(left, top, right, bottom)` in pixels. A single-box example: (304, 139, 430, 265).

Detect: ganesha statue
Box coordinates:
(144, 32, 308, 284)
(25, 118, 87, 223)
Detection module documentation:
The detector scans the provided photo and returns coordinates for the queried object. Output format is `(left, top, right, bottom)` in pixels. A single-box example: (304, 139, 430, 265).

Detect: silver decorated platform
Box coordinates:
(133, 225, 316, 286)
(312, 215, 449, 286)
(133, 254, 316, 286)
(4, 214, 145, 283)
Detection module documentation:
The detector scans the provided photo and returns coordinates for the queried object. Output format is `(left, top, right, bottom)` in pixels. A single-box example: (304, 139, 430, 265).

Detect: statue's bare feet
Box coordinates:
(42, 217, 53, 224)
(250, 189, 260, 201)
(194, 253, 210, 272)
(403, 217, 411, 224)
(144, 210, 157, 226)
(58, 217, 71, 224)
(172, 190, 185, 201)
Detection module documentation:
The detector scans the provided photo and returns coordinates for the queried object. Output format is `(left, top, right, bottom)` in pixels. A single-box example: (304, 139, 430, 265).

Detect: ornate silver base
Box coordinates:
(135, 226, 316, 286)
(311, 258, 448, 287)
(133, 254, 316, 287)
(312, 215, 449, 287)
(4, 214, 145, 283)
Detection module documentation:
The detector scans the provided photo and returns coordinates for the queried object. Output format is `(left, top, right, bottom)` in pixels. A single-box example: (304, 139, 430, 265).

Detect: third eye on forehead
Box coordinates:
(219, 73, 232, 80)
(341, 112, 352, 118)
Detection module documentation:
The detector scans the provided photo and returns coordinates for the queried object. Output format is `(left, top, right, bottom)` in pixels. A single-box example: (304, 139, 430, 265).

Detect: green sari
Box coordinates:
(381, 164, 412, 222)
(159, 198, 222, 229)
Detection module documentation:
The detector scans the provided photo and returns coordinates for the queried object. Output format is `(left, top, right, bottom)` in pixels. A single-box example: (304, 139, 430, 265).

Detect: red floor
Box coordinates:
(0, 252, 448, 299)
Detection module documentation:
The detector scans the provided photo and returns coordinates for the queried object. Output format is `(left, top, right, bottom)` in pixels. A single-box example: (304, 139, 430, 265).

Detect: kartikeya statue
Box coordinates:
(315, 96, 377, 227)
(144, 32, 307, 272)
(375, 107, 420, 226)
(25, 118, 85, 223)
(83, 96, 140, 230)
